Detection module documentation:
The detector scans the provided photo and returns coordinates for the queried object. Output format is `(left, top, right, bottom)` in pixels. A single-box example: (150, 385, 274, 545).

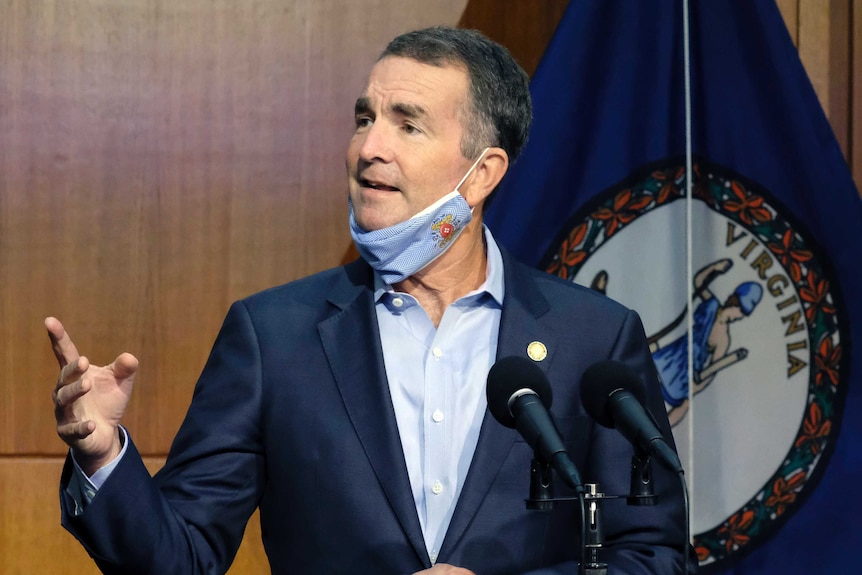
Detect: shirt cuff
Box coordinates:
(69, 426, 129, 498)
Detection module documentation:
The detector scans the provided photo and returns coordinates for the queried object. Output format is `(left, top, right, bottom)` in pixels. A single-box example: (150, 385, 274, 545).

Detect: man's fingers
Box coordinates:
(57, 356, 90, 388)
(45, 317, 81, 367)
(54, 375, 91, 408)
(57, 420, 95, 442)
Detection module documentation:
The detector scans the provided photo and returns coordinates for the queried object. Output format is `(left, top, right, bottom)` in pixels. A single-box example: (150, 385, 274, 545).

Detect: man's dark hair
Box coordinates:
(380, 26, 532, 167)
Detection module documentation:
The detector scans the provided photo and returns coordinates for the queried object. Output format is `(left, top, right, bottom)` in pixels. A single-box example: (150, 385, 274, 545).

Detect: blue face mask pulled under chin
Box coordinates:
(349, 148, 489, 284)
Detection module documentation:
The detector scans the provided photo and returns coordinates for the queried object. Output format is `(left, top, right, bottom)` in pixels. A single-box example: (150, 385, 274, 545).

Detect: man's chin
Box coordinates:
(352, 205, 408, 233)
(353, 214, 392, 233)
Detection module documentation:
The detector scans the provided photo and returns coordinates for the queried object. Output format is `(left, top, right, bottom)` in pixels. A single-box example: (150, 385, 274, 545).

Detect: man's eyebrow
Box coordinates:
(354, 96, 371, 116)
(391, 102, 427, 120)
(353, 97, 428, 121)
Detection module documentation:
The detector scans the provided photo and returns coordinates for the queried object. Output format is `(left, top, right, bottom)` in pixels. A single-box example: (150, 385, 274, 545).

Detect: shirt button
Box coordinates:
(431, 480, 443, 495)
(432, 409, 444, 423)
(432, 346, 443, 359)
(430, 550, 438, 563)
(392, 297, 404, 308)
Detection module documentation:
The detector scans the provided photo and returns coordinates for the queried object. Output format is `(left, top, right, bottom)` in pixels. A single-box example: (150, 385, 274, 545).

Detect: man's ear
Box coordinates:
(461, 147, 509, 208)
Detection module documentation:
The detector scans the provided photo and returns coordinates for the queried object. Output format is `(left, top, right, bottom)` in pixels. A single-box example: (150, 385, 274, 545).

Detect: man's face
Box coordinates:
(347, 56, 476, 232)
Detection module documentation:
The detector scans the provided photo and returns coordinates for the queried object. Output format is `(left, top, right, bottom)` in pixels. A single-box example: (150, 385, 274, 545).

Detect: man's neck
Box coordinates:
(393, 220, 488, 328)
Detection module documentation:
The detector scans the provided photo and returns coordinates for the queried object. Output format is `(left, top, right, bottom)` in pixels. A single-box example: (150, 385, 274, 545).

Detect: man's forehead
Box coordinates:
(357, 56, 469, 109)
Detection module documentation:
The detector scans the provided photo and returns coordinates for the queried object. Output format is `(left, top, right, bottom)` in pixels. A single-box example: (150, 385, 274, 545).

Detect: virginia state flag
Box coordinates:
(486, 1, 862, 572)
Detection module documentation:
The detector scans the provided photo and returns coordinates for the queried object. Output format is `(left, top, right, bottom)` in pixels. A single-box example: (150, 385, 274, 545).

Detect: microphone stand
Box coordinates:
(523, 480, 608, 575)
(583, 484, 608, 575)
(523, 452, 667, 575)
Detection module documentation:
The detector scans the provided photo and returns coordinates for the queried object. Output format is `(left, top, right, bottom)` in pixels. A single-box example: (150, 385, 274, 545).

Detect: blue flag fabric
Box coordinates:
(486, 1, 862, 573)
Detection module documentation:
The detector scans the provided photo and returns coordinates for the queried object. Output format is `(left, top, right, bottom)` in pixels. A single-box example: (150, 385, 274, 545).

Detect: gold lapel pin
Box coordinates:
(527, 341, 547, 362)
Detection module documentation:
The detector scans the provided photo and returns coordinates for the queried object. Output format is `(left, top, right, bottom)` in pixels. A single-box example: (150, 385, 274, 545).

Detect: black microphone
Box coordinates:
(487, 356, 584, 493)
(580, 360, 683, 474)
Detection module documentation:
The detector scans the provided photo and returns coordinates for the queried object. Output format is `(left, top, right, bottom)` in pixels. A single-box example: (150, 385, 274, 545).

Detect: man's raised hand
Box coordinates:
(47, 317, 138, 476)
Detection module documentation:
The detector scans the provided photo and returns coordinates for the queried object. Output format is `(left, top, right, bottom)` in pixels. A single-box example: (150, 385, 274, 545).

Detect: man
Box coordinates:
(50, 27, 690, 574)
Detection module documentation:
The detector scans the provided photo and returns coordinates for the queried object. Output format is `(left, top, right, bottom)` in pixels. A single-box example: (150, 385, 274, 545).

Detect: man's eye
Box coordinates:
(403, 124, 419, 134)
(355, 116, 372, 128)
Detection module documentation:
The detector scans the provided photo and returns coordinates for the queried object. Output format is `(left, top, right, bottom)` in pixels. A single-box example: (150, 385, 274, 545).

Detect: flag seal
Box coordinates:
(542, 157, 850, 570)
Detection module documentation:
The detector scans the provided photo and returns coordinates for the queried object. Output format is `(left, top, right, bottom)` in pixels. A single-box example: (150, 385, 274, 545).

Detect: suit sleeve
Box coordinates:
(60, 301, 266, 575)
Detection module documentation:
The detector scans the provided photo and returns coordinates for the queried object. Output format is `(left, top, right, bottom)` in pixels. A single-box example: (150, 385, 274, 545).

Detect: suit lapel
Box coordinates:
(318, 261, 429, 565)
(440, 252, 559, 557)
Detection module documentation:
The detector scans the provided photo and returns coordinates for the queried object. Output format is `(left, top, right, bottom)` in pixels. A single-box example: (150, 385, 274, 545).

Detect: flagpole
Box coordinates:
(682, 0, 695, 549)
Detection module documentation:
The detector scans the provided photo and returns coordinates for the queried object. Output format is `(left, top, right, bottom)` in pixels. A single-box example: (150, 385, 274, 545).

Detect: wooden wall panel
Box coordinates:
(458, 0, 570, 77)
(798, 0, 851, 156)
(0, 0, 468, 456)
(798, 4, 828, 110)
(827, 0, 851, 155)
(776, 0, 800, 45)
(2, 1, 859, 574)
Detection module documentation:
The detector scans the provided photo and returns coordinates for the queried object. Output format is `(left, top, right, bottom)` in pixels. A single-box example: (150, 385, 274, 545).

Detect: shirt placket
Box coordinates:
(423, 329, 450, 563)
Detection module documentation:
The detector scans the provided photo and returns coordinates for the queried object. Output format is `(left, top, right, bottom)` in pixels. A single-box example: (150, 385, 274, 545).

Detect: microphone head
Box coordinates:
(579, 360, 645, 428)
(486, 356, 553, 428)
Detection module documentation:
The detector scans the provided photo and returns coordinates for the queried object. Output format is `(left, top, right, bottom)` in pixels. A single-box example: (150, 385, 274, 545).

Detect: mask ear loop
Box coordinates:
(454, 147, 491, 210)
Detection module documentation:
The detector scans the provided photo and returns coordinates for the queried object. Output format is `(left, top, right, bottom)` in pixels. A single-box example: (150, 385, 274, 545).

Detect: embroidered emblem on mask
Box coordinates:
(431, 214, 461, 247)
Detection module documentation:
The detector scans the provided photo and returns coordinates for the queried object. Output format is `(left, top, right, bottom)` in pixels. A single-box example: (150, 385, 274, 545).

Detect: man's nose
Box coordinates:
(357, 122, 393, 163)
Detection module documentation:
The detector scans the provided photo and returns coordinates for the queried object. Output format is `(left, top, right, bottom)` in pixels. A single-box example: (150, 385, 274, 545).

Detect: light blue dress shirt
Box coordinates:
(374, 226, 504, 564)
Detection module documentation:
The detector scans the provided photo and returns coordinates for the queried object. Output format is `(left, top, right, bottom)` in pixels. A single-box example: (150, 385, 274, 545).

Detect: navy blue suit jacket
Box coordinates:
(61, 252, 689, 574)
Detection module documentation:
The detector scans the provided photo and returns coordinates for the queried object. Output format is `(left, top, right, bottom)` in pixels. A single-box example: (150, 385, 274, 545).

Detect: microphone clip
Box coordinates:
(627, 450, 658, 506)
(527, 456, 555, 511)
